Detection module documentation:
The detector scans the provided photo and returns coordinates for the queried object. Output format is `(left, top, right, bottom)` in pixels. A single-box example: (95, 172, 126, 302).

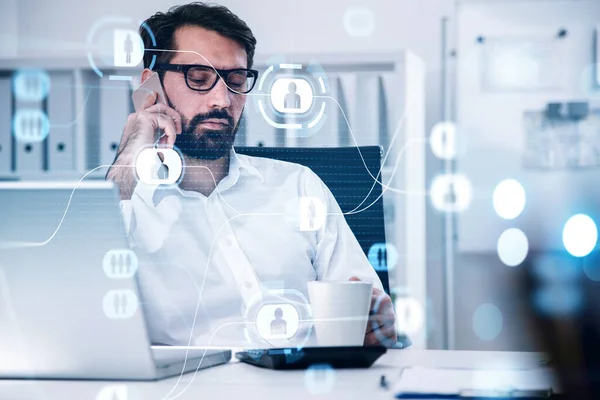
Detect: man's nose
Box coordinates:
(206, 77, 232, 109)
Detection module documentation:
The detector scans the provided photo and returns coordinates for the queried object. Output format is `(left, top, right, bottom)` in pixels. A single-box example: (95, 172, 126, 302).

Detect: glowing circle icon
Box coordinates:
(270, 78, 313, 114)
(13, 110, 50, 143)
(135, 148, 183, 185)
(12, 70, 51, 102)
(430, 121, 457, 160)
(367, 242, 399, 271)
(343, 6, 375, 37)
(497, 228, 528, 267)
(255, 303, 300, 340)
(563, 214, 598, 257)
(254, 60, 329, 133)
(492, 179, 526, 220)
(429, 174, 472, 213)
(304, 364, 336, 395)
(103, 249, 138, 279)
(472, 303, 503, 341)
(103, 290, 138, 319)
(113, 29, 144, 68)
(394, 297, 425, 335)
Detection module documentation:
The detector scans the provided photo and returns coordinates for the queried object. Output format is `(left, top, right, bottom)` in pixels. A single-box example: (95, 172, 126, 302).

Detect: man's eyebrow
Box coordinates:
(155, 48, 213, 65)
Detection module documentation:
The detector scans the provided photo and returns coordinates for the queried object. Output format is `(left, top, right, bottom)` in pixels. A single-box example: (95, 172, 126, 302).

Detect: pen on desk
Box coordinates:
(380, 374, 388, 390)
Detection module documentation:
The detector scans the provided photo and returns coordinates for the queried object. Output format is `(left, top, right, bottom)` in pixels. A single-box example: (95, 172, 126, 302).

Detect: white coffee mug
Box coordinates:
(307, 281, 373, 347)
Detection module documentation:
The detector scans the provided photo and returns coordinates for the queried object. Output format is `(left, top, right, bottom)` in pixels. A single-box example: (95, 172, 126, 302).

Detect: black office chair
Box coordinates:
(235, 146, 390, 293)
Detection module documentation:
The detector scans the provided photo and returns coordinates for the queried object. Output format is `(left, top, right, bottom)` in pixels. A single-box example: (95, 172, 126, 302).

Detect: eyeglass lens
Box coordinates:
(186, 67, 255, 93)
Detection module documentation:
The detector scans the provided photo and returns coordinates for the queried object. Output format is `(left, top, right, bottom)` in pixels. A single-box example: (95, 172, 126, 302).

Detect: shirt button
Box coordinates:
(223, 238, 232, 247)
(244, 281, 252, 289)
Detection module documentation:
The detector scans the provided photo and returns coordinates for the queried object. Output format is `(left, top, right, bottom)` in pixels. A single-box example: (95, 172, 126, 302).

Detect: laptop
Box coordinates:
(0, 180, 231, 380)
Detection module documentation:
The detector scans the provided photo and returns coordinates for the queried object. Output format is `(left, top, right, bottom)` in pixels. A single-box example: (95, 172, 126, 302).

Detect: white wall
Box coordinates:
(456, 0, 600, 252)
(451, 0, 600, 351)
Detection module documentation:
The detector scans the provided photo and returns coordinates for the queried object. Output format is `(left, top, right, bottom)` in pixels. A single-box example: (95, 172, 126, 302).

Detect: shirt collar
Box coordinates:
(135, 148, 264, 207)
(231, 147, 264, 184)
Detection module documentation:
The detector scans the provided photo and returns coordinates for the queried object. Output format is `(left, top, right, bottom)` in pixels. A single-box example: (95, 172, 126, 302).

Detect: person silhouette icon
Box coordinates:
(113, 293, 121, 315)
(111, 254, 118, 275)
(29, 116, 36, 137)
(125, 253, 131, 274)
(270, 308, 287, 336)
(307, 200, 316, 229)
(444, 182, 457, 208)
(118, 254, 124, 275)
(124, 34, 133, 65)
(121, 293, 128, 314)
(284, 82, 301, 109)
(37, 114, 43, 137)
(377, 248, 383, 267)
(27, 75, 37, 94)
(151, 151, 170, 181)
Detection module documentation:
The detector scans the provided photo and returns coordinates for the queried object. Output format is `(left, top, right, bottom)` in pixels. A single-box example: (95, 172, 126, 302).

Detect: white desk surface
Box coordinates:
(0, 350, 546, 400)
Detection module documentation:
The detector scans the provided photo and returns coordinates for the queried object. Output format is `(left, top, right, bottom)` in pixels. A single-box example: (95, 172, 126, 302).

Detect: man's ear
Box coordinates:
(141, 68, 154, 83)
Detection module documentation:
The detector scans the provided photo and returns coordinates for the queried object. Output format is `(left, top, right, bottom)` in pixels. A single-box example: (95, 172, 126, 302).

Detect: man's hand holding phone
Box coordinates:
(106, 73, 182, 200)
(118, 91, 182, 154)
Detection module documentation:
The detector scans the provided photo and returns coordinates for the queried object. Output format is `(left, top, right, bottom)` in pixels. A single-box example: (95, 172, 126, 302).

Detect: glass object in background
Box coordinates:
(524, 110, 600, 169)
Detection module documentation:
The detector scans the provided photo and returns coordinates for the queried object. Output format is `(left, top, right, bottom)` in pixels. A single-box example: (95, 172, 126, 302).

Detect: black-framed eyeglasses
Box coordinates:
(154, 63, 259, 94)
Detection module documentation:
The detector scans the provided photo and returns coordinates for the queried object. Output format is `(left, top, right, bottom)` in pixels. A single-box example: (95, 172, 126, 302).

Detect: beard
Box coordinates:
(170, 102, 240, 161)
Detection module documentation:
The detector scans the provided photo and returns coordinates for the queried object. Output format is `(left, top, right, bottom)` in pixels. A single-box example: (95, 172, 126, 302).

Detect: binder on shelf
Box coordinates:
(337, 74, 353, 147)
(377, 75, 390, 151)
(99, 75, 130, 168)
(14, 101, 45, 174)
(354, 72, 383, 147)
(0, 76, 11, 174)
(48, 71, 75, 171)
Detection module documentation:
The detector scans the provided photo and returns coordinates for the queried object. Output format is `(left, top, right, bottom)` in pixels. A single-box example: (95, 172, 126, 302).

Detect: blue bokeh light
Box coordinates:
(367, 242, 398, 271)
(472, 303, 503, 341)
(496, 228, 529, 267)
(492, 178, 526, 220)
(533, 284, 582, 316)
(562, 214, 597, 257)
(532, 254, 580, 283)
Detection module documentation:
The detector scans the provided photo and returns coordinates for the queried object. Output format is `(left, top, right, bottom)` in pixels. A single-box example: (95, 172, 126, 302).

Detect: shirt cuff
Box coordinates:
(119, 199, 133, 236)
(118, 182, 158, 236)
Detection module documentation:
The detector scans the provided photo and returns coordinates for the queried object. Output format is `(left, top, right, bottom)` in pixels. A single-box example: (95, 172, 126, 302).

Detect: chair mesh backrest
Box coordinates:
(235, 146, 390, 294)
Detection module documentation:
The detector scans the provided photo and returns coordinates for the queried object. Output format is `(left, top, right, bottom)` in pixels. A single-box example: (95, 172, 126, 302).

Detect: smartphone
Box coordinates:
(132, 72, 169, 144)
(235, 346, 387, 370)
(132, 72, 167, 112)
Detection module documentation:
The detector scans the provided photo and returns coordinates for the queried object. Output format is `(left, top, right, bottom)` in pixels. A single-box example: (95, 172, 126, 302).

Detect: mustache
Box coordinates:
(188, 109, 234, 130)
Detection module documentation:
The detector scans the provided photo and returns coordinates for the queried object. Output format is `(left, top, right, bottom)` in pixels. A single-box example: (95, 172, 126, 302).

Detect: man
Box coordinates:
(106, 2, 397, 347)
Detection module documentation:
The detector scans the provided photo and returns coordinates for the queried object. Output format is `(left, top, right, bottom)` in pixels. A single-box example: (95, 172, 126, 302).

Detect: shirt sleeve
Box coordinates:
(119, 199, 134, 236)
(304, 168, 384, 291)
(117, 182, 158, 237)
(117, 182, 183, 253)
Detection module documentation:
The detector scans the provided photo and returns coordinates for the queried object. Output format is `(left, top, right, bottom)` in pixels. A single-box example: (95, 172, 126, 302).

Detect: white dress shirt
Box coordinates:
(120, 148, 383, 347)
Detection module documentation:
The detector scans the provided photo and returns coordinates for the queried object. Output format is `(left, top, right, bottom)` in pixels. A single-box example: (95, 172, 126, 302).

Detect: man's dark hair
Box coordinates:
(140, 2, 257, 70)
